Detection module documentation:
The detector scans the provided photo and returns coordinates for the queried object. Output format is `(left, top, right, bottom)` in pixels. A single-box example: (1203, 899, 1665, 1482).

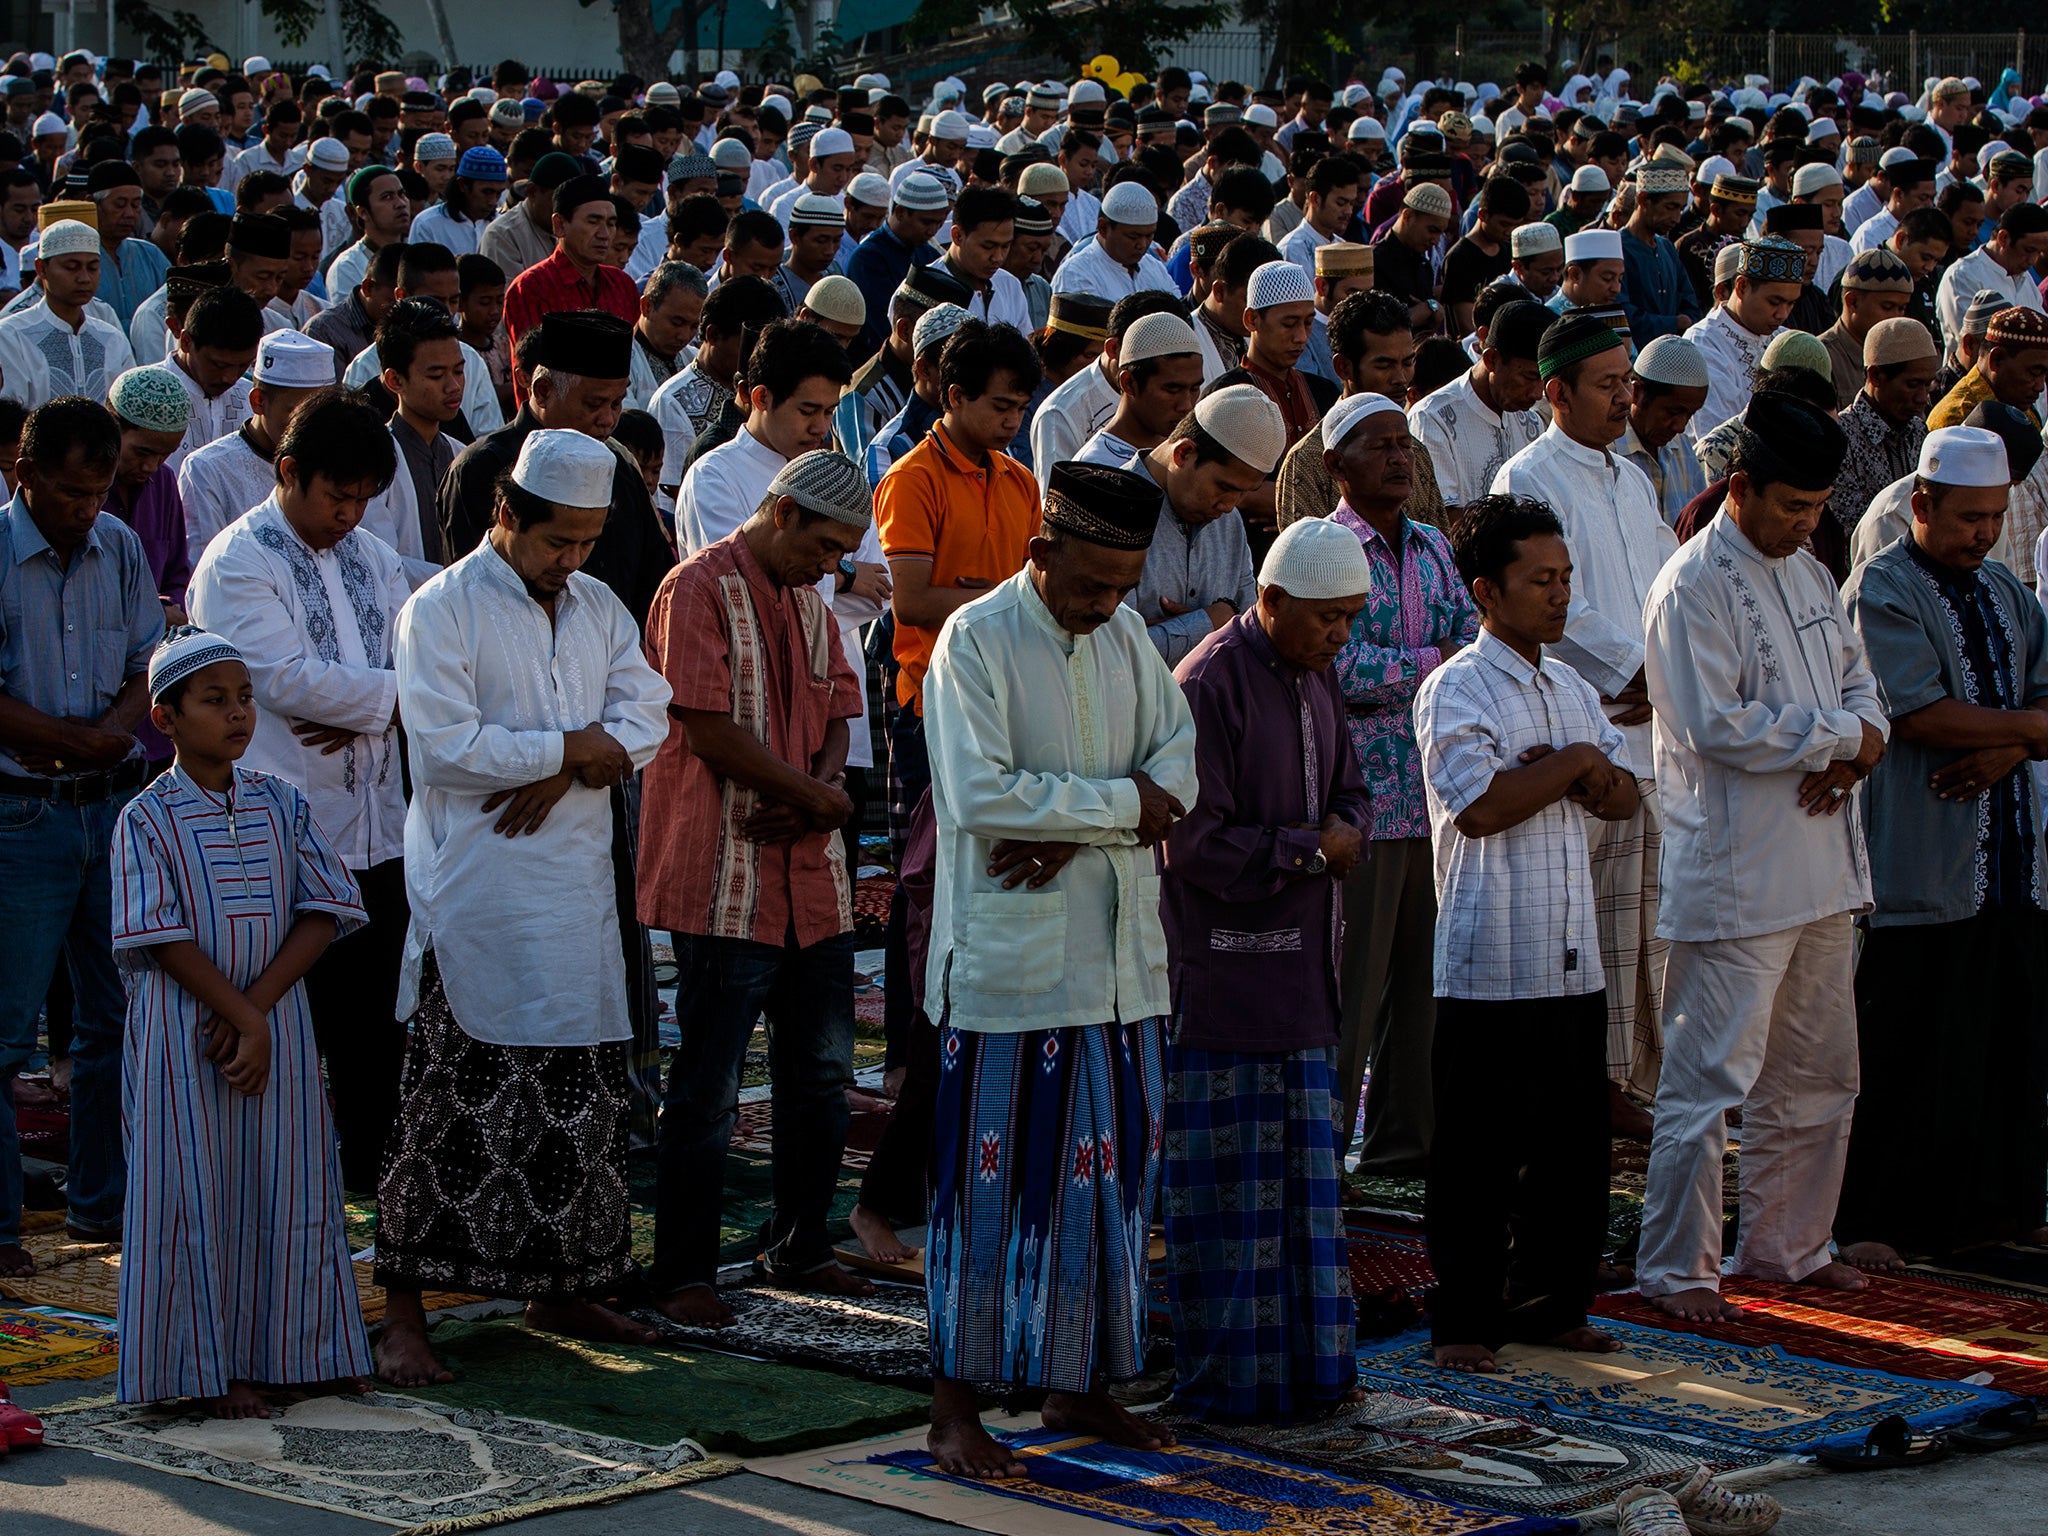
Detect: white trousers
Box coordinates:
(1636, 913, 1859, 1296)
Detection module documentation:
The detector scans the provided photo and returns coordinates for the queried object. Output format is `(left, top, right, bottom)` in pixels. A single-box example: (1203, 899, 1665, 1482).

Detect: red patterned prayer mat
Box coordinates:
(1595, 1271, 2048, 1396)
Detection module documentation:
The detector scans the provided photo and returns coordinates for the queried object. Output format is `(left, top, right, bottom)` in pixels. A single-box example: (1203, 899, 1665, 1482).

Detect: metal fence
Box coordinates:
(1444, 30, 2040, 94)
(1153, 26, 1271, 90)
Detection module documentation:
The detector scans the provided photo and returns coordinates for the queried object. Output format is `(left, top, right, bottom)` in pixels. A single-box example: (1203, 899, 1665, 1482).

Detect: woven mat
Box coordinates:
(1353, 1318, 2015, 1455)
(870, 1427, 1571, 1536)
(0, 1305, 118, 1385)
(631, 1279, 930, 1384)
(1596, 1269, 2048, 1397)
(1907, 1241, 2048, 1301)
(40, 1390, 730, 1533)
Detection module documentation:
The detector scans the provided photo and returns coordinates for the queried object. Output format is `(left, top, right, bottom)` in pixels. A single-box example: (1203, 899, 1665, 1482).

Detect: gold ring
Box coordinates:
(53, 759, 64, 770)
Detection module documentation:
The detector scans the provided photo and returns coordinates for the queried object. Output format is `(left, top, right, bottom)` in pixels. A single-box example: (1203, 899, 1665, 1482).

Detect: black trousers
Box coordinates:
(857, 1007, 940, 1225)
(304, 857, 410, 1194)
(1425, 991, 1611, 1349)
(1838, 909, 2048, 1255)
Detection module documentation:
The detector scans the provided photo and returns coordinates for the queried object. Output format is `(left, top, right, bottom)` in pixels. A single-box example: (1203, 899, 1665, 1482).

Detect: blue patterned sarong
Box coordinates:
(1163, 1043, 1356, 1421)
(927, 1018, 1165, 1393)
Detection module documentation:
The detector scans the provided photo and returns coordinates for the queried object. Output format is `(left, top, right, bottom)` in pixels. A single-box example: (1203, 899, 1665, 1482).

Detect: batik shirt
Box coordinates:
(1831, 395, 1926, 539)
(1329, 501, 1479, 841)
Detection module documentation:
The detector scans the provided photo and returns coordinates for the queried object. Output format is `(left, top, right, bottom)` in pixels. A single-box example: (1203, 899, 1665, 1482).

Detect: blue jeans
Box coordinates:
(0, 789, 134, 1246)
(653, 930, 855, 1294)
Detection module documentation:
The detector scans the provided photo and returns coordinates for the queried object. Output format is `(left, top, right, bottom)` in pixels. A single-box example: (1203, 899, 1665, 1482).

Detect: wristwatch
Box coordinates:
(1304, 849, 1328, 876)
(835, 556, 856, 592)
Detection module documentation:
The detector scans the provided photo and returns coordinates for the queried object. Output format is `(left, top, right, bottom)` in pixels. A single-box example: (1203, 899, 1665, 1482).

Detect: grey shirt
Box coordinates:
(391, 415, 453, 564)
(1844, 537, 2048, 925)
(1120, 450, 1258, 666)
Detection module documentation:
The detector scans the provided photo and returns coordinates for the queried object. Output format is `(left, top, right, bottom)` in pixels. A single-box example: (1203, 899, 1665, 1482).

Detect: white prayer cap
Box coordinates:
(308, 138, 351, 172)
(29, 112, 65, 137)
(1792, 163, 1843, 196)
(1633, 335, 1710, 390)
(893, 172, 951, 211)
(1069, 79, 1107, 106)
(1696, 154, 1736, 184)
(846, 172, 892, 208)
(715, 69, 742, 90)
(711, 137, 752, 172)
(811, 127, 855, 159)
(512, 428, 616, 510)
(1713, 241, 1745, 287)
(1879, 145, 1919, 168)
(255, 330, 336, 389)
(930, 110, 973, 141)
(243, 55, 273, 74)
(1809, 117, 1840, 138)
(1348, 116, 1386, 143)
(1564, 229, 1623, 264)
(148, 625, 244, 703)
(1512, 222, 1562, 258)
(177, 90, 217, 120)
(1568, 164, 1611, 194)
(1321, 391, 1404, 450)
(37, 220, 96, 257)
(1403, 183, 1453, 218)
(912, 302, 969, 356)
(803, 274, 866, 330)
(768, 449, 872, 527)
(415, 133, 457, 164)
(967, 123, 998, 150)
(1246, 260, 1314, 310)
(1244, 103, 1278, 128)
(1117, 312, 1199, 366)
(1100, 181, 1158, 227)
(1919, 426, 2011, 488)
(1470, 115, 1495, 137)
(1194, 384, 1287, 474)
(1245, 514, 1376, 598)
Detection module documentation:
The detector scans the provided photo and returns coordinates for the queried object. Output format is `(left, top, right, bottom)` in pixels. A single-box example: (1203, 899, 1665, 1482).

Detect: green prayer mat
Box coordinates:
(626, 1149, 861, 1269)
(411, 1317, 929, 1456)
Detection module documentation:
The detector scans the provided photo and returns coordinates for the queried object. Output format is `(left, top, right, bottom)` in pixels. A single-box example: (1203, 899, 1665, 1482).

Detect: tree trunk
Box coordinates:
(420, 0, 459, 70)
(617, 0, 693, 81)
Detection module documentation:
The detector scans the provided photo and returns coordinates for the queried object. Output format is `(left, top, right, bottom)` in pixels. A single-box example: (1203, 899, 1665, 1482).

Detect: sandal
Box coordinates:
(1951, 1401, 2048, 1453)
(1670, 1463, 1782, 1533)
(1813, 1414, 1949, 1471)
(1615, 1485, 1690, 1535)
(0, 1384, 43, 1451)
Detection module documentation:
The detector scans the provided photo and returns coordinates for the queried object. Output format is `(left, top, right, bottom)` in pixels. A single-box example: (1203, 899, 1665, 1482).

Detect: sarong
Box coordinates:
(927, 1018, 1165, 1393)
(1163, 1043, 1355, 1422)
(374, 954, 634, 1300)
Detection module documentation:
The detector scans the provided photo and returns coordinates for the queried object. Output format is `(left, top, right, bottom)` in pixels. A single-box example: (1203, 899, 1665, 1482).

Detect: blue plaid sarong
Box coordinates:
(927, 1018, 1166, 1394)
(1162, 1043, 1356, 1422)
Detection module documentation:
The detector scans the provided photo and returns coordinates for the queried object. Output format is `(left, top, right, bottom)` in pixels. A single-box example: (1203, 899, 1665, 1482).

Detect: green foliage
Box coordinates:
(341, 0, 405, 61)
(905, 0, 984, 45)
(115, 0, 215, 58)
(117, 0, 402, 65)
(1012, 0, 1227, 74)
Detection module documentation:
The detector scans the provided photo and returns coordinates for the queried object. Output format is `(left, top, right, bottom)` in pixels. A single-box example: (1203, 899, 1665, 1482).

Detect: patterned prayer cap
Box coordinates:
(1314, 242, 1373, 277)
(769, 450, 872, 527)
(1633, 335, 1710, 389)
(1737, 237, 1805, 285)
(1042, 460, 1160, 550)
(1710, 173, 1760, 206)
(1046, 291, 1113, 340)
(148, 625, 243, 703)
(1536, 310, 1626, 380)
(1840, 247, 1913, 293)
(912, 302, 969, 356)
(1987, 307, 2048, 347)
(1961, 289, 2009, 337)
(1636, 163, 1688, 195)
(1761, 328, 1832, 377)
(109, 367, 193, 433)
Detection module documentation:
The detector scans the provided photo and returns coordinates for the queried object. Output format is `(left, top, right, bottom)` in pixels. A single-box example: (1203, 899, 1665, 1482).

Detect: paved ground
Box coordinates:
(7, 1375, 2048, 1536)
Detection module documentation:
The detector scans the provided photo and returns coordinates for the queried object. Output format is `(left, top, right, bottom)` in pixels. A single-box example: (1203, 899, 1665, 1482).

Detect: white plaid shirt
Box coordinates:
(1415, 627, 1630, 1001)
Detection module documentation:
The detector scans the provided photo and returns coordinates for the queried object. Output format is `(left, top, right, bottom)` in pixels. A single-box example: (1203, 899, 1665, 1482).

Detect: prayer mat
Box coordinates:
(728, 1097, 891, 1173)
(0, 1306, 117, 1385)
(626, 1149, 861, 1271)
(1162, 1391, 1773, 1519)
(871, 1427, 1572, 1535)
(1909, 1241, 2048, 1301)
(39, 1391, 729, 1532)
(16, 1105, 67, 1159)
(1352, 1319, 2015, 1454)
(1595, 1272, 2048, 1397)
(852, 871, 894, 945)
(629, 1279, 930, 1384)
(411, 1316, 930, 1455)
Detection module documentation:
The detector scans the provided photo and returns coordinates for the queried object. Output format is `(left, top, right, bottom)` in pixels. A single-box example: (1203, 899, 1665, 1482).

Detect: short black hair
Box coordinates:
(669, 190, 728, 247)
(234, 168, 289, 209)
(375, 296, 460, 375)
(952, 185, 1017, 236)
(1210, 165, 1276, 222)
(727, 207, 784, 254)
(276, 386, 397, 495)
(368, 241, 408, 289)
(458, 252, 505, 293)
(1215, 234, 1282, 291)
(1899, 206, 1954, 248)
(1451, 492, 1565, 590)
(746, 317, 853, 404)
(612, 407, 663, 464)
(161, 186, 217, 224)
(1329, 289, 1410, 361)
(182, 285, 264, 351)
(398, 240, 457, 290)
(0, 396, 28, 446)
(1109, 289, 1188, 339)
(22, 395, 118, 472)
(175, 124, 224, 164)
(1412, 336, 1472, 399)
(1475, 176, 1532, 219)
(1473, 280, 1535, 337)
(701, 272, 784, 339)
(1309, 157, 1360, 198)
(2001, 202, 2048, 239)
(128, 123, 177, 158)
(939, 318, 1042, 402)
(1207, 127, 1260, 169)
(551, 92, 600, 130)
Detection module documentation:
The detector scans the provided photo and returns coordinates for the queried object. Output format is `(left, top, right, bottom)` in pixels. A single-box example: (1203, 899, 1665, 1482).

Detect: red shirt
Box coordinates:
(500, 246, 641, 406)
(637, 529, 862, 948)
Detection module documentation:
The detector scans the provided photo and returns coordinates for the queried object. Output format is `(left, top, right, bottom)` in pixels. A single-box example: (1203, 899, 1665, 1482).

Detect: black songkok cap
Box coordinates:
(1964, 400, 2046, 484)
(1042, 461, 1160, 550)
(552, 173, 613, 219)
(1763, 202, 1824, 234)
(229, 211, 290, 259)
(164, 260, 229, 302)
(85, 158, 139, 192)
(900, 262, 972, 310)
(1536, 309, 1626, 380)
(1738, 393, 1847, 491)
(536, 310, 632, 380)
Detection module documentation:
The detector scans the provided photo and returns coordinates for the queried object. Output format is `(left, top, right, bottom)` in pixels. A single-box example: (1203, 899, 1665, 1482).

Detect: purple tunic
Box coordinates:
(105, 464, 190, 607)
(1162, 611, 1371, 1053)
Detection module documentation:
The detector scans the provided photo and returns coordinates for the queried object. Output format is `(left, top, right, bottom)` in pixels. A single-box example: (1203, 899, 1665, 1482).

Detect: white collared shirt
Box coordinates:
(1050, 237, 1177, 302)
(1936, 245, 2044, 366)
(1492, 421, 1677, 768)
(187, 497, 410, 870)
(1416, 627, 1627, 999)
(1848, 207, 1899, 255)
(1683, 304, 1785, 440)
(676, 423, 783, 555)
(924, 569, 1199, 1032)
(1644, 511, 1887, 942)
(1028, 356, 1119, 471)
(0, 302, 133, 409)
(161, 355, 254, 475)
(1410, 370, 1544, 508)
(407, 202, 487, 258)
(341, 332, 504, 436)
(177, 427, 275, 562)
(394, 539, 672, 1046)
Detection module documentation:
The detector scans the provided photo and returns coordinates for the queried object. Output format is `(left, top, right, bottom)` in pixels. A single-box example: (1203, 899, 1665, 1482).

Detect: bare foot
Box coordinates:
(49, 1058, 72, 1097)
(652, 1284, 735, 1329)
(210, 1380, 272, 1419)
(1432, 1343, 1499, 1372)
(883, 1065, 907, 1100)
(929, 1415, 1027, 1478)
(1838, 1241, 1905, 1272)
(1794, 1259, 1869, 1293)
(1646, 1287, 1747, 1322)
(1594, 1261, 1635, 1292)
(1041, 1386, 1175, 1450)
(1547, 1325, 1622, 1354)
(850, 1204, 920, 1264)
(526, 1297, 660, 1346)
(0, 1244, 35, 1278)
(779, 1261, 878, 1300)
(1607, 1082, 1653, 1142)
(373, 1292, 454, 1386)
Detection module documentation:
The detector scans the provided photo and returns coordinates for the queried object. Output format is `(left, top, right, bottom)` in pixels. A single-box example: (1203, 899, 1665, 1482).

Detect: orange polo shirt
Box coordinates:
(874, 421, 1040, 713)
